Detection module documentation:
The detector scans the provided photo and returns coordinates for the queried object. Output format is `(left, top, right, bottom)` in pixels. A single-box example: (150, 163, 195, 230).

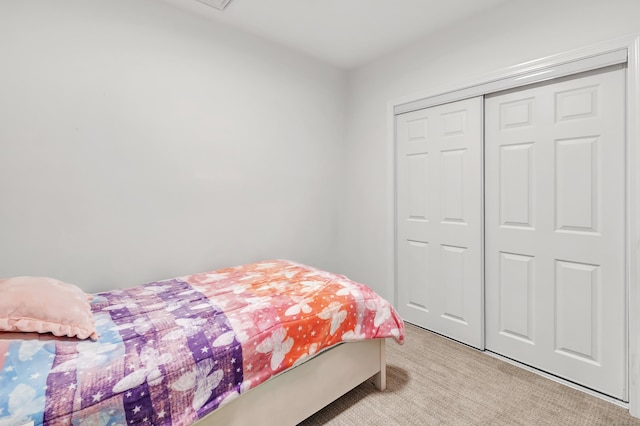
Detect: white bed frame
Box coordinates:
(196, 338, 387, 426)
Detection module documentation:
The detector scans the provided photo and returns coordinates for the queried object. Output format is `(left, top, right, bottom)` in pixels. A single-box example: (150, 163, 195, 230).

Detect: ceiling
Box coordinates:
(163, 0, 513, 69)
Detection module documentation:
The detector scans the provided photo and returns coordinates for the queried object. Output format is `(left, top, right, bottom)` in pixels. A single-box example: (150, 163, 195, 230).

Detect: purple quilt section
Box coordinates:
(38, 278, 243, 425)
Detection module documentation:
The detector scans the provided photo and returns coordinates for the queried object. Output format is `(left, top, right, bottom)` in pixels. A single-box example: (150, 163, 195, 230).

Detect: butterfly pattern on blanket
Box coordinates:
(0, 260, 404, 425)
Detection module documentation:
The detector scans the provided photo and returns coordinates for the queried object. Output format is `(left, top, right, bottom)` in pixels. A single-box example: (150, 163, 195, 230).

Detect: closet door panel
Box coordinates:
(485, 65, 626, 400)
(397, 97, 483, 349)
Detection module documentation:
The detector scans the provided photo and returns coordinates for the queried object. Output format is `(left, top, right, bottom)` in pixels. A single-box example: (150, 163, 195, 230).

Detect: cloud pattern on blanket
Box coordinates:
(0, 259, 404, 425)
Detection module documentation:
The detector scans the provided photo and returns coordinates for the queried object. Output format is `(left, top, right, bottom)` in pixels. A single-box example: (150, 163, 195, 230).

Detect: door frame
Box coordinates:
(388, 34, 640, 415)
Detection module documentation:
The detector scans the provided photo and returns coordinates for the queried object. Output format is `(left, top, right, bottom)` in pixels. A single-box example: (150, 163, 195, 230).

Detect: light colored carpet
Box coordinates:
(299, 323, 640, 425)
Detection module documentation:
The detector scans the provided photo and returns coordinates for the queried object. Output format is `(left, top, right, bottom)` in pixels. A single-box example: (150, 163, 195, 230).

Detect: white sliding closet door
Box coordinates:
(396, 97, 483, 349)
(485, 65, 626, 399)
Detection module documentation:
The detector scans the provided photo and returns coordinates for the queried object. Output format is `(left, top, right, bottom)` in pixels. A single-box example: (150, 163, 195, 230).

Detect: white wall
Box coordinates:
(6, 0, 640, 300)
(339, 0, 640, 301)
(0, 0, 347, 293)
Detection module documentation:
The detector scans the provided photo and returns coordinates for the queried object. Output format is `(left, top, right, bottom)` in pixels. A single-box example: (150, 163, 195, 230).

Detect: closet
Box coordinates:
(396, 64, 626, 401)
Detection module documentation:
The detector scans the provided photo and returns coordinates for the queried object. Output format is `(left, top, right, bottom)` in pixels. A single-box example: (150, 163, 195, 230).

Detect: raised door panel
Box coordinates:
(405, 240, 430, 313)
(498, 252, 535, 344)
(554, 260, 600, 364)
(440, 244, 467, 324)
(555, 137, 599, 234)
(499, 143, 534, 229)
(441, 149, 466, 224)
(407, 154, 429, 222)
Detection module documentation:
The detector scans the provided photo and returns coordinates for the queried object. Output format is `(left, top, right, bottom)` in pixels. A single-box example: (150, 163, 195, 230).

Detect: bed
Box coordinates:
(0, 259, 404, 425)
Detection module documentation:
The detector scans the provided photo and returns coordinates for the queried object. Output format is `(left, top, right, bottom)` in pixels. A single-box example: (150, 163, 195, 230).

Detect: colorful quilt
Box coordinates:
(0, 260, 404, 425)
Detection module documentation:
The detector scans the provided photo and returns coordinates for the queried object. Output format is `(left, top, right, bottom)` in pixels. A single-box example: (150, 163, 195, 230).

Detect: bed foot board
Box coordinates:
(197, 338, 389, 426)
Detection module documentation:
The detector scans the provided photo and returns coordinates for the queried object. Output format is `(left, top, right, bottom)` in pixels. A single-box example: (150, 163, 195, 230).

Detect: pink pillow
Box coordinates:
(0, 276, 98, 340)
